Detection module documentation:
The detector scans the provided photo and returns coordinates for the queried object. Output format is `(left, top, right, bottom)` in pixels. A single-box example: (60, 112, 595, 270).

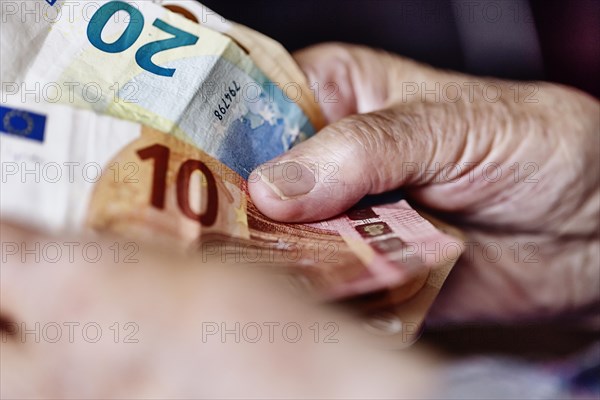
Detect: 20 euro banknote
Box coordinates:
(1, 0, 318, 178)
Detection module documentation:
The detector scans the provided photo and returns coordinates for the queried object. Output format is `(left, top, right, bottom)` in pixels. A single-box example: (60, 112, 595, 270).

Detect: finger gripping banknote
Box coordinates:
(1, 100, 462, 305)
(1, 1, 463, 345)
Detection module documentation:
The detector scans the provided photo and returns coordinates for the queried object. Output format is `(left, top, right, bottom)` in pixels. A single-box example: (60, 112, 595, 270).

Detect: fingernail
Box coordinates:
(257, 161, 316, 199)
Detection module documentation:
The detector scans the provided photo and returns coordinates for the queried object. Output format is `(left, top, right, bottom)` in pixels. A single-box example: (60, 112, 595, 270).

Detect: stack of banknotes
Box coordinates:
(1, 0, 464, 347)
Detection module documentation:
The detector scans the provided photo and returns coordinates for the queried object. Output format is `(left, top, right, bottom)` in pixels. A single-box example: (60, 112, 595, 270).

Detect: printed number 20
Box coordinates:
(87, 1, 198, 77)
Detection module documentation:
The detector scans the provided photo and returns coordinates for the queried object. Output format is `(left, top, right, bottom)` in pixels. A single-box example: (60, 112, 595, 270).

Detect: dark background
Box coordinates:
(198, 0, 600, 98)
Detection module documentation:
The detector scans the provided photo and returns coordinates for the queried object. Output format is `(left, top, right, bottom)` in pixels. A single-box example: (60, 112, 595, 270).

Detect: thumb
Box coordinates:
(248, 102, 471, 222)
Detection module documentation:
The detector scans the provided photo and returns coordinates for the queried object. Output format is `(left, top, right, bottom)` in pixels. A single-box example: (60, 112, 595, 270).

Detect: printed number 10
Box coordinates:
(87, 1, 198, 77)
(137, 144, 219, 227)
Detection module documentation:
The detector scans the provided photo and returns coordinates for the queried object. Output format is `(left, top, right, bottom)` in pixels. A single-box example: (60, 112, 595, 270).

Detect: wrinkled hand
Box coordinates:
(248, 43, 600, 323)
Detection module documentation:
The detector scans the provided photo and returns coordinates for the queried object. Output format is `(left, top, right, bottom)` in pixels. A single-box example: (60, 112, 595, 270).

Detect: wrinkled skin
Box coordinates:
(249, 43, 600, 323)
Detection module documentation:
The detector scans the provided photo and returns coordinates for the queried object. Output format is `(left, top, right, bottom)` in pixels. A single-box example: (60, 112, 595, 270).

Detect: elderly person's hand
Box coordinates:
(0, 222, 430, 398)
(248, 43, 600, 323)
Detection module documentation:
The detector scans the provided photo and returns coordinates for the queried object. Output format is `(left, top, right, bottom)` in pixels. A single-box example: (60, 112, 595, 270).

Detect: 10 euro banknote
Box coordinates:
(1, 99, 463, 302)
